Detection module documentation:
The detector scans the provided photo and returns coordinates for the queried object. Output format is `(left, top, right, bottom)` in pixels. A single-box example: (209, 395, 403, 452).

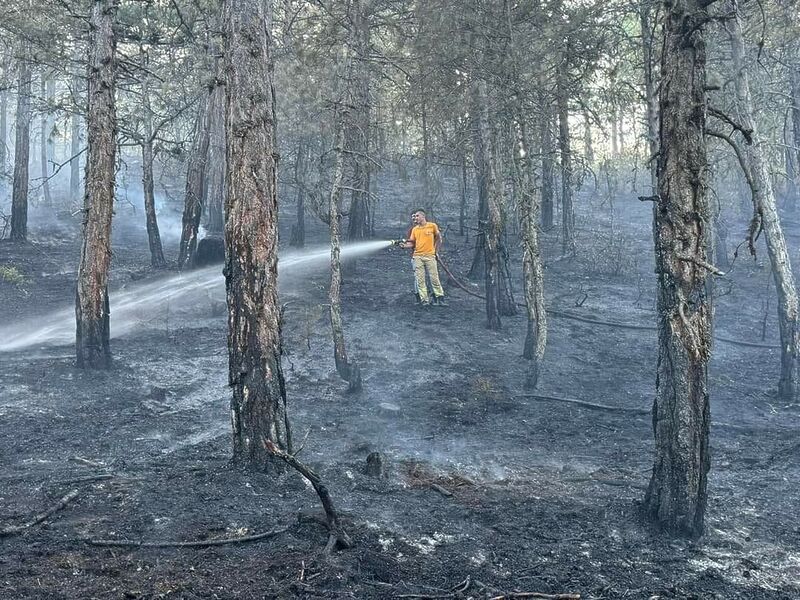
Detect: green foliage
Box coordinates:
(0, 264, 27, 286)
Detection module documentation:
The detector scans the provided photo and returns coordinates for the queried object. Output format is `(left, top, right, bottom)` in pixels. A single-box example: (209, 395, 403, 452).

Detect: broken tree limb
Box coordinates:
(87, 526, 288, 548)
(262, 438, 352, 551)
(490, 593, 580, 600)
(0, 489, 79, 537)
(519, 394, 650, 416)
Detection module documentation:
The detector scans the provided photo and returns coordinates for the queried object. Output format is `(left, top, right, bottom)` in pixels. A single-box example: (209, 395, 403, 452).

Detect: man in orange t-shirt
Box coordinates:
(401, 209, 448, 306)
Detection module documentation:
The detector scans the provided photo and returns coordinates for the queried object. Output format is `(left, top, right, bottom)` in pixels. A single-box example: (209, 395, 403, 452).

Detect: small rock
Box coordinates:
(365, 452, 384, 477)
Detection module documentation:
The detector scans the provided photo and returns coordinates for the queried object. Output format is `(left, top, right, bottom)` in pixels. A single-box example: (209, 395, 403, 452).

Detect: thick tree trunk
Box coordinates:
(39, 73, 52, 206)
(178, 88, 213, 269)
(557, 59, 574, 255)
(727, 1, 800, 401)
(645, 0, 712, 538)
(11, 50, 31, 242)
(205, 79, 225, 235)
(224, 0, 291, 466)
(141, 75, 165, 269)
(540, 91, 555, 231)
(75, 0, 118, 369)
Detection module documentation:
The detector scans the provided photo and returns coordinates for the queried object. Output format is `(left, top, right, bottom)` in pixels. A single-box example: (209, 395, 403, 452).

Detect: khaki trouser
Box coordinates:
(413, 255, 444, 302)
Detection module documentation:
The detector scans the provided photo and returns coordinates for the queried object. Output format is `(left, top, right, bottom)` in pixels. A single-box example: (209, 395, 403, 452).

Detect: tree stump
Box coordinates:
(365, 452, 384, 478)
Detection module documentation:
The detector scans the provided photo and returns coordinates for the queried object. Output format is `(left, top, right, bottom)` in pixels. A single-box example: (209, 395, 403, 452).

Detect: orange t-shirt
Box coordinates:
(410, 222, 439, 256)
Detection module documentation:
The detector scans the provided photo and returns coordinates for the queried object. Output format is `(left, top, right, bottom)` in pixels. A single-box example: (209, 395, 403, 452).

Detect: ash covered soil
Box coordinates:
(1, 189, 799, 599)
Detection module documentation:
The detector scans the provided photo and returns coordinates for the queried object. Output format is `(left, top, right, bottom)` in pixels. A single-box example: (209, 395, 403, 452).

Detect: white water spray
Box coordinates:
(0, 240, 393, 353)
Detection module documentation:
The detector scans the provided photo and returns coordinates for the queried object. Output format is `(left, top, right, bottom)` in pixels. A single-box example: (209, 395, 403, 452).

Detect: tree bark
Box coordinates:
(329, 48, 362, 392)
(727, 0, 800, 401)
(75, 0, 118, 369)
(224, 0, 291, 466)
(10, 49, 31, 242)
(645, 0, 712, 538)
(141, 73, 165, 269)
(39, 73, 52, 206)
(791, 65, 800, 207)
(539, 90, 555, 231)
(557, 57, 574, 255)
(205, 76, 225, 235)
(178, 87, 213, 269)
(289, 139, 306, 247)
(70, 45, 83, 206)
(346, 0, 371, 240)
(639, 0, 659, 194)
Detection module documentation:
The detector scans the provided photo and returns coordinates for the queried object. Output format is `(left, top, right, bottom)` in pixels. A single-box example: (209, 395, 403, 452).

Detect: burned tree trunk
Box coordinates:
(639, 0, 659, 193)
(141, 74, 165, 269)
(75, 0, 118, 369)
(177, 87, 213, 269)
(645, 0, 712, 538)
(10, 50, 31, 242)
(473, 79, 501, 330)
(39, 73, 52, 206)
(346, 0, 371, 241)
(726, 1, 800, 401)
(329, 50, 362, 392)
(224, 0, 291, 466)
(514, 117, 547, 389)
(289, 139, 306, 247)
(205, 79, 226, 236)
(70, 45, 83, 205)
(539, 90, 555, 231)
(557, 57, 574, 255)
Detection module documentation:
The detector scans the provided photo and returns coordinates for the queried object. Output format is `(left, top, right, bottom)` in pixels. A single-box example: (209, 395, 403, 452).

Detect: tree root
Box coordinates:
(262, 438, 352, 552)
(519, 394, 650, 415)
(0, 489, 79, 537)
(87, 526, 289, 548)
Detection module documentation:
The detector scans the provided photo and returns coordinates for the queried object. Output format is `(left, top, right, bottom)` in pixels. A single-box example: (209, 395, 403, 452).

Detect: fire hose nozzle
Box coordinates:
(391, 238, 407, 247)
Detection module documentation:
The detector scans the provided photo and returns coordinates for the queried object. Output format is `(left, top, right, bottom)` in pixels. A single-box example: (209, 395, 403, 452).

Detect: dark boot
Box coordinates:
(433, 295, 448, 307)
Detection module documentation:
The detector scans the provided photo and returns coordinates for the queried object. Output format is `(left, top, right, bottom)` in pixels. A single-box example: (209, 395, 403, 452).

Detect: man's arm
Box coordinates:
(434, 227, 442, 254)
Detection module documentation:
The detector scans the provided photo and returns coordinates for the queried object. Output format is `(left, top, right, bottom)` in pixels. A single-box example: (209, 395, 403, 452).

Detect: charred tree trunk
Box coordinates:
(205, 81, 226, 236)
(583, 110, 594, 166)
(640, 0, 659, 194)
(473, 79, 502, 330)
(10, 50, 31, 242)
(289, 139, 306, 247)
(459, 148, 468, 237)
(727, 1, 800, 401)
(468, 78, 489, 281)
(141, 74, 165, 269)
(178, 88, 213, 269)
(346, 0, 371, 240)
(791, 66, 800, 207)
(75, 0, 118, 369)
(540, 91, 555, 231)
(224, 0, 291, 467)
(70, 47, 83, 205)
(645, 0, 712, 538)
(557, 58, 574, 255)
(329, 49, 362, 392)
(39, 73, 52, 206)
(514, 117, 547, 389)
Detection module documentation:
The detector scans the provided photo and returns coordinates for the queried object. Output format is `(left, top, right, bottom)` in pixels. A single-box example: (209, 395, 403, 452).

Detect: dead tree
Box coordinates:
(224, 0, 291, 466)
(539, 89, 555, 231)
(644, 0, 713, 538)
(70, 52, 83, 205)
(328, 48, 362, 392)
(75, 0, 118, 369)
(205, 81, 225, 236)
(10, 48, 31, 242)
(725, 0, 800, 401)
(289, 139, 306, 247)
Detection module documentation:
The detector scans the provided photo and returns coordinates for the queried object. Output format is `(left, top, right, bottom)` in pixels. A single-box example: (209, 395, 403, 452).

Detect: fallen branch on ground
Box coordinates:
(262, 438, 352, 552)
(87, 527, 288, 548)
(0, 489, 80, 537)
(489, 593, 580, 600)
(519, 394, 650, 416)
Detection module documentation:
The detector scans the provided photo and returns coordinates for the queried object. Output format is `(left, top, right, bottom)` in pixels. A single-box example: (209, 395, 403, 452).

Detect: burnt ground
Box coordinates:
(1, 184, 800, 600)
